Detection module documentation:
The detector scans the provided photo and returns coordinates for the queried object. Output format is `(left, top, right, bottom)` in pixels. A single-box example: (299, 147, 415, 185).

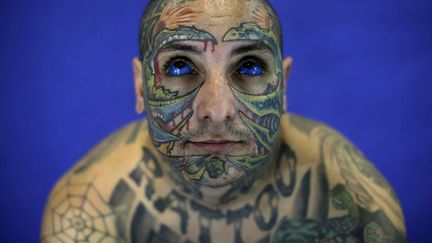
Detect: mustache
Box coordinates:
(181, 123, 254, 142)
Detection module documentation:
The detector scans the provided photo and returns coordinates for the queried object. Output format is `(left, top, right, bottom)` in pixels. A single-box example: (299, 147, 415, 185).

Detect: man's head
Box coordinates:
(133, 0, 292, 190)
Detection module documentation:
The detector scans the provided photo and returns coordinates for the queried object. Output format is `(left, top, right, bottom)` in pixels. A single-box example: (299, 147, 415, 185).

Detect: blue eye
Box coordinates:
(166, 60, 194, 76)
(237, 60, 264, 76)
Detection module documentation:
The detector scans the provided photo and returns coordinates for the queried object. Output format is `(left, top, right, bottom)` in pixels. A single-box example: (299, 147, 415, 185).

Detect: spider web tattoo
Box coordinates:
(42, 179, 123, 243)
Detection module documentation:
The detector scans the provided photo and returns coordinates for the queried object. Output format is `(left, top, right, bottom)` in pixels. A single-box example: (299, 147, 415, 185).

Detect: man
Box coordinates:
(41, 0, 406, 242)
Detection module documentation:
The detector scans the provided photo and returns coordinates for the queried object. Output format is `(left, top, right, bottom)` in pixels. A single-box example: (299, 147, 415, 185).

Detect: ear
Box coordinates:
(282, 56, 293, 112)
(133, 58, 145, 114)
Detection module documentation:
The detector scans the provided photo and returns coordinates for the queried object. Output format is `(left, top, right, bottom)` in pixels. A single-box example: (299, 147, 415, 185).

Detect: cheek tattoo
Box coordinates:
(223, 21, 283, 174)
(139, 0, 283, 190)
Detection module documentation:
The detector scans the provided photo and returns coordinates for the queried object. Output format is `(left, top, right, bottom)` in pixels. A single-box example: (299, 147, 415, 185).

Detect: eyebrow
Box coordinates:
(157, 41, 273, 57)
(158, 43, 202, 55)
(230, 42, 273, 56)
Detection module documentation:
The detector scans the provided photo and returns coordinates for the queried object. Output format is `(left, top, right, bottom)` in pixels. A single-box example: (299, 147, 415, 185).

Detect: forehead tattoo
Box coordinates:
(139, 0, 284, 193)
(139, 0, 282, 60)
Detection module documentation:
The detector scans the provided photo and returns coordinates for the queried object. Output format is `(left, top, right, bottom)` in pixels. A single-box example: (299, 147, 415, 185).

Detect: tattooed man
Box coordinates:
(41, 0, 406, 242)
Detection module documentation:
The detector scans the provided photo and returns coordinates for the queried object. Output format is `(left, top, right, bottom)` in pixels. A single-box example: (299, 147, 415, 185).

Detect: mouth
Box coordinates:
(186, 139, 244, 153)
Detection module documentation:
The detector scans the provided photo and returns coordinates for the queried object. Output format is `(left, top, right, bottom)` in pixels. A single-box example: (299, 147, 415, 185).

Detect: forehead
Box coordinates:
(153, 0, 274, 41)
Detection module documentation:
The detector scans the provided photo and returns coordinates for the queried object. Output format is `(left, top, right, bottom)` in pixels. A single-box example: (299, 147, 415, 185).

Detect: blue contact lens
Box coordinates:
(237, 61, 264, 76)
(167, 60, 193, 76)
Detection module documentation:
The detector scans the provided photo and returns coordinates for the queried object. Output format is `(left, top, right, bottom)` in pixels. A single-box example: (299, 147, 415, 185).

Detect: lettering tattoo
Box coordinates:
(104, 141, 402, 242)
(43, 125, 405, 242)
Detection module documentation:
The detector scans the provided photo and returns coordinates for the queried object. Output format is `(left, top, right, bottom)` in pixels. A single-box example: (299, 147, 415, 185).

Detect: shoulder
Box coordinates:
(280, 113, 406, 241)
(72, 119, 150, 176)
(41, 119, 154, 242)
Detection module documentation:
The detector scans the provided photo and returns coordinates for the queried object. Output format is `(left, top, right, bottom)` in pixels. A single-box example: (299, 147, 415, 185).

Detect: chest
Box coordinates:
(111, 166, 327, 243)
(108, 144, 333, 242)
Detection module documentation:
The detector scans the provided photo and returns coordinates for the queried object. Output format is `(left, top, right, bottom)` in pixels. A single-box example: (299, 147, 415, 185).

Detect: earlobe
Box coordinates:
(282, 57, 293, 112)
(132, 58, 145, 114)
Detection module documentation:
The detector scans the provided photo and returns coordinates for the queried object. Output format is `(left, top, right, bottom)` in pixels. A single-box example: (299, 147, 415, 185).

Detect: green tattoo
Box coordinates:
(139, 0, 284, 191)
(272, 184, 398, 243)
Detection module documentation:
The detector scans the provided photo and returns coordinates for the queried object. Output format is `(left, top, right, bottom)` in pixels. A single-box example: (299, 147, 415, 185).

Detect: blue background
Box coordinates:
(1, 0, 431, 241)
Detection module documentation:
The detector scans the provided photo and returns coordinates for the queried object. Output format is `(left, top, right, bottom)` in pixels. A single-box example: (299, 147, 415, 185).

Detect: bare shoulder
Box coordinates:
(41, 119, 152, 242)
(72, 119, 150, 176)
(281, 113, 406, 241)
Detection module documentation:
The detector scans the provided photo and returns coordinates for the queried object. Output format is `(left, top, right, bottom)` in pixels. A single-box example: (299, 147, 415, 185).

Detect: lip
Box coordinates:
(187, 140, 243, 153)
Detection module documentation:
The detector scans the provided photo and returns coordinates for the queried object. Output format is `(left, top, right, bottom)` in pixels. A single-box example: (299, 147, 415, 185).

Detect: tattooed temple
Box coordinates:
(41, 0, 406, 242)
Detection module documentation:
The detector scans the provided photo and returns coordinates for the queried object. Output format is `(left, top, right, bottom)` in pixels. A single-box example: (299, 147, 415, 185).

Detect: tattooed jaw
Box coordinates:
(141, 1, 283, 190)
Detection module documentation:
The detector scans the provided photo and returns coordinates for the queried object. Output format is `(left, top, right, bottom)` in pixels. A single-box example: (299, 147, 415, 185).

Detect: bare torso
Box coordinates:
(41, 113, 406, 243)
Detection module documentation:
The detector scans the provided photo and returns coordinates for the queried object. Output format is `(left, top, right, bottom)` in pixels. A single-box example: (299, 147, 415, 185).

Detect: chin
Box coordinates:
(183, 166, 247, 188)
(198, 176, 242, 188)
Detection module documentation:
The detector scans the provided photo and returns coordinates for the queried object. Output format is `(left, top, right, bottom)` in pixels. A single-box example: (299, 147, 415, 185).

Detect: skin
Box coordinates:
(133, 0, 289, 204)
(41, 0, 406, 242)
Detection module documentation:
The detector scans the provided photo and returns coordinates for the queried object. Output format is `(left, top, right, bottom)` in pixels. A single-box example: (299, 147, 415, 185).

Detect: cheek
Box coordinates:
(230, 84, 282, 152)
(146, 84, 202, 154)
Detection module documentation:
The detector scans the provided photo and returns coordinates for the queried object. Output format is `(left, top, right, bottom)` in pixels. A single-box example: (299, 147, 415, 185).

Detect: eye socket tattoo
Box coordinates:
(230, 56, 271, 94)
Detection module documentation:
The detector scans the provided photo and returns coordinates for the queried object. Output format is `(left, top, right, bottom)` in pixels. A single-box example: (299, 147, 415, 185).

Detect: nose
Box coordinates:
(193, 73, 236, 123)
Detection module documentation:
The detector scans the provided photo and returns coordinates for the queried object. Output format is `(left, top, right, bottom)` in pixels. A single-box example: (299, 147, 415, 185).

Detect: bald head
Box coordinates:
(138, 0, 282, 60)
(132, 0, 292, 188)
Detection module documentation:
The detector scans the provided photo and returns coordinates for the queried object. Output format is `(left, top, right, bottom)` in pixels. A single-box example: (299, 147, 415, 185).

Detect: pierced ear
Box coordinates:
(282, 57, 293, 112)
(133, 58, 145, 114)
